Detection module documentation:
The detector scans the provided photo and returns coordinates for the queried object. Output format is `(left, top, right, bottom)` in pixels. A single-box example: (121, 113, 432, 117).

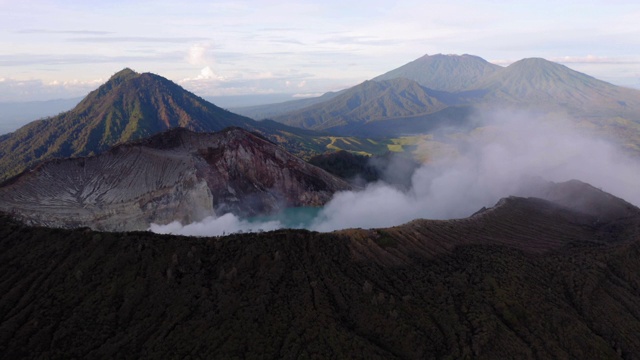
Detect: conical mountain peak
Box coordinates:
(372, 53, 501, 92)
(0, 69, 256, 181)
(474, 57, 614, 94)
(111, 67, 139, 79)
(507, 57, 573, 73)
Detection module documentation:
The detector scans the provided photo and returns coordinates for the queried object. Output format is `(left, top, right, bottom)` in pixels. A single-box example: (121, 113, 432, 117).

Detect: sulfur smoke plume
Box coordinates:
(151, 109, 640, 236)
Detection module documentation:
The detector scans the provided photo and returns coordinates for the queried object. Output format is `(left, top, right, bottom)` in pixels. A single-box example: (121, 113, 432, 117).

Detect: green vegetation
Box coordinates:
(0, 69, 255, 182)
(0, 71, 395, 183)
(308, 149, 421, 187)
(273, 78, 449, 131)
(308, 150, 379, 182)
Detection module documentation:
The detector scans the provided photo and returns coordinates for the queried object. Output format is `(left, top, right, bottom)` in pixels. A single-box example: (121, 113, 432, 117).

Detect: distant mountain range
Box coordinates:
(473, 58, 640, 113)
(236, 54, 640, 147)
(372, 53, 501, 92)
(0, 69, 393, 182)
(3, 53, 640, 185)
(231, 91, 342, 122)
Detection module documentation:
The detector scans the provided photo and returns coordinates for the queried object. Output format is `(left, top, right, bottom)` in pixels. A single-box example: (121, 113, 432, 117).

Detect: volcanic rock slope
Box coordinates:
(1, 182, 640, 358)
(0, 127, 351, 231)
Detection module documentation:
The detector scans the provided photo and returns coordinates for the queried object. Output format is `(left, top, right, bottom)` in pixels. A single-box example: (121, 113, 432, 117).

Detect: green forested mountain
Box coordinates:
(0, 69, 398, 182)
(0, 69, 257, 181)
(273, 78, 451, 131)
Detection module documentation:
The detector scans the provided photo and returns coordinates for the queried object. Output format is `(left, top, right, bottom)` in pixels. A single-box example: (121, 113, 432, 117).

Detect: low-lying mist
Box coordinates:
(150, 109, 640, 236)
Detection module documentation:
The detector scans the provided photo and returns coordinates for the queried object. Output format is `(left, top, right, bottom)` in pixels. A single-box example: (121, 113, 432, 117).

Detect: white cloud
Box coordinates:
(149, 109, 640, 236)
(308, 110, 640, 232)
(197, 66, 224, 80)
(180, 66, 226, 83)
(186, 43, 212, 66)
(150, 213, 282, 237)
(0, 77, 101, 101)
(3, 0, 640, 98)
(292, 92, 323, 98)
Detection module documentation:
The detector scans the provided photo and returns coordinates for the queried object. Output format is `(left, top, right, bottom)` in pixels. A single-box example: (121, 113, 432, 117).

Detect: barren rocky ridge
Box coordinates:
(0, 127, 351, 231)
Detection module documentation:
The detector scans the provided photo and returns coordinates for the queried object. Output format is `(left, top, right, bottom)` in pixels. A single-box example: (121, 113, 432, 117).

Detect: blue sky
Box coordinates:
(1, 0, 639, 101)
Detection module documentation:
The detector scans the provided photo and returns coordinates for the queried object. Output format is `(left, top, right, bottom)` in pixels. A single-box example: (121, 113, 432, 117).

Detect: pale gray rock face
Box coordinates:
(0, 128, 351, 231)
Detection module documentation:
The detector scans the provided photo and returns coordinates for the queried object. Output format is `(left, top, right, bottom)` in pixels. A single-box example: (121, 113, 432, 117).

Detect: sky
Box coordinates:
(1, 0, 640, 102)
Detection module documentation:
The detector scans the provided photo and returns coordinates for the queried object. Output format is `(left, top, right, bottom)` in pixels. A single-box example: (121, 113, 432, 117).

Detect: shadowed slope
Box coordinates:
(1, 185, 640, 358)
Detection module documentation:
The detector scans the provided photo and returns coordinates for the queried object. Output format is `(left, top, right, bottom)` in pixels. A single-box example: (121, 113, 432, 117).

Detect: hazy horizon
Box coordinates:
(1, 0, 639, 103)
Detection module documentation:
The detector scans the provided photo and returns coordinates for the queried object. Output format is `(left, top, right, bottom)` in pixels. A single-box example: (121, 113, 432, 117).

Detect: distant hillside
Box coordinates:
(470, 58, 640, 150)
(0, 97, 82, 135)
(372, 53, 501, 92)
(472, 58, 640, 115)
(232, 91, 342, 120)
(273, 78, 452, 131)
(237, 54, 497, 124)
(2, 181, 640, 358)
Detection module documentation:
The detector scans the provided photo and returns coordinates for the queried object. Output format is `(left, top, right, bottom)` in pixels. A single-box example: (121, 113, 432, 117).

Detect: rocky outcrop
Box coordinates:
(0, 127, 351, 231)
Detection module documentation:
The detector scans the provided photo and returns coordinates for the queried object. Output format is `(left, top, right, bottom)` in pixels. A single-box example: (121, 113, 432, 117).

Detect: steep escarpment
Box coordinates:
(1, 191, 640, 358)
(0, 128, 351, 231)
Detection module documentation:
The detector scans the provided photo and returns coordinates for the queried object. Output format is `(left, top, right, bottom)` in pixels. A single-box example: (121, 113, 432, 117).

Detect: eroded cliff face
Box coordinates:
(0, 128, 351, 231)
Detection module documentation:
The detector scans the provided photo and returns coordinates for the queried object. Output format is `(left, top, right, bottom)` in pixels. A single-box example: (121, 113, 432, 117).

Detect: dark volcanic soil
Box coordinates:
(1, 192, 640, 359)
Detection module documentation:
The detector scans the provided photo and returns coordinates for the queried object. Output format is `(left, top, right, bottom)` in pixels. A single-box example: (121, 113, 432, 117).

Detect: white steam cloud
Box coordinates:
(150, 109, 640, 236)
(150, 213, 283, 237)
